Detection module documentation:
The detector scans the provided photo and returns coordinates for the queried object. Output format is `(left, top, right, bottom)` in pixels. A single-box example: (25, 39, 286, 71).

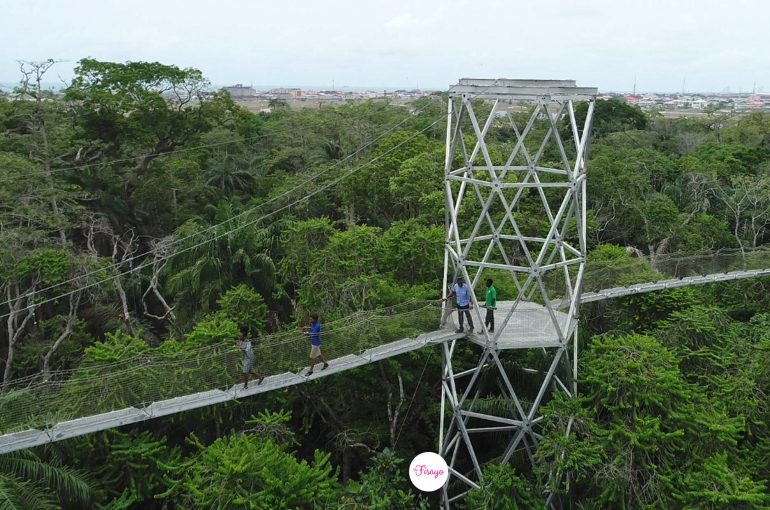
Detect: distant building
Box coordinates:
(270, 87, 301, 97)
(745, 95, 766, 111)
(222, 84, 256, 98)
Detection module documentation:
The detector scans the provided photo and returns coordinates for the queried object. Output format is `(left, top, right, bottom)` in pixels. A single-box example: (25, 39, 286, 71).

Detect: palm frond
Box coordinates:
(0, 474, 58, 510)
(0, 451, 93, 506)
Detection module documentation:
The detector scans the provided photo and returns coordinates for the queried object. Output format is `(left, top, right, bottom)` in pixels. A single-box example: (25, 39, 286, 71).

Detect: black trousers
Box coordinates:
(457, 304, 473, 331)
(485, 308, 494, 331)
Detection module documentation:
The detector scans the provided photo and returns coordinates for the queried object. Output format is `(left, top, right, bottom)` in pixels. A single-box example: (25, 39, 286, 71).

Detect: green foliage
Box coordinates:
(2, 58, 770, 510)
(535, 392, 605, 494)
(165, 432, 341, 509)
(575, 98, 648, 136)
(66, 58, 223, 151)
(164, 205, 281, 328)
(1, 248, 72, 283)
(343, 130, 436, 226)
(183, 312, 239, 348)
(342, 448, 428, 510)
(216, 284, 268, 334)
(290, 223, 439, 317)
(463, 464, 545, 510)
(72, 429, 181, 507)
(689, 143, 769, 182)
(0, 450, 94, 510)
(378, 219, 443, 284)
(668, 453, 770, 509)
(387, 148, 444, 222)
(577, 332, 751, 508)
(724, 112, 770, 149)
(80, 331, 150, 366)
(14, 319, 94, 375)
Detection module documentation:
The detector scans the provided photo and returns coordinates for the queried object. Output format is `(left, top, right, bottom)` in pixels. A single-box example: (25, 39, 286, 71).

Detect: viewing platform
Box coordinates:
(443, 300, 572, 349)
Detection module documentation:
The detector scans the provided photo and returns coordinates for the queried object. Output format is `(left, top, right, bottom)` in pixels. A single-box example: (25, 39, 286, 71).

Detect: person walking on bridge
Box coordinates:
(444, 276, 474, 333)
(479, 278, 496, 334)
(302, 313, 329, 376)
(237, 326, 264, 389)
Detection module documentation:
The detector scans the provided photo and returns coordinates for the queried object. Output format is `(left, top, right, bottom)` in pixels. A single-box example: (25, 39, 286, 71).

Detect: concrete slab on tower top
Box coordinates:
(444, 300, 571, 349)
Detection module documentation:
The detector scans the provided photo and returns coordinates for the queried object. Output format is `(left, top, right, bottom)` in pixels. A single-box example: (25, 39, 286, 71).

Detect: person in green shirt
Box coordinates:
(479, 278, 497, 334)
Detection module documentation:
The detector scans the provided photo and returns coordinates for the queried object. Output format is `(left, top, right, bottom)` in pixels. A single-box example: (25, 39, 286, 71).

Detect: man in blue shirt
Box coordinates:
(443, 276, 474, 333)
(303, 313, 329, 376)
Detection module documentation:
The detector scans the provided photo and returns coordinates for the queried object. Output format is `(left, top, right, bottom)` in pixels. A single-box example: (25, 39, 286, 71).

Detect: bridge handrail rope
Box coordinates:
(4, 244, 768, 389)
(1, 300, 437, 389)
(0, 300, 449, 435)
(1, 255, 768, 446)
(4, 246, 768, 389)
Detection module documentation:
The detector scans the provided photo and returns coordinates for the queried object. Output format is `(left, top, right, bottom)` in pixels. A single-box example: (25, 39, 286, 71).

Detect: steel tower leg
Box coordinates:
(439, 79, 596, 506)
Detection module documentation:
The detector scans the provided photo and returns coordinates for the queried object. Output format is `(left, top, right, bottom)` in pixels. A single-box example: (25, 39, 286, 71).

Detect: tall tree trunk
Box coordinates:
(114, 277, 135, 336)
(42, 292, 80, 380)
(3, 284, 36, 385)
(380, 363, 405, 448)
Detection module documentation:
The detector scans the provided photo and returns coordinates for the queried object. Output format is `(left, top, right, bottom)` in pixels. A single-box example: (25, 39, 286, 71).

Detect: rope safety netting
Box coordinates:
(0, 300, 444, 435)
(566, 245, 770, 299)
(2, 246, 769, 436)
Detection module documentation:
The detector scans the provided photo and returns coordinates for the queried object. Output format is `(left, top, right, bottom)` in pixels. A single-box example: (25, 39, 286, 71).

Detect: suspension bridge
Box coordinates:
(0, 247, 767, 455)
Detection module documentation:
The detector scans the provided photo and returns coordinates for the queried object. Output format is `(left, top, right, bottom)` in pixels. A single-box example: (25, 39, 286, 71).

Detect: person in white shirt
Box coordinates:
(237, 326, 264, 389)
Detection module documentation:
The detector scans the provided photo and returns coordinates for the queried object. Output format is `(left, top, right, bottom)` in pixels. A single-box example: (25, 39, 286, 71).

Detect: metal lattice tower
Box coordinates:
(439, 79, 596, 506)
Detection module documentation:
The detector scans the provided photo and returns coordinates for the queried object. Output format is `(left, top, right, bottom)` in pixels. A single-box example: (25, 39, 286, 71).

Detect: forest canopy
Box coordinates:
(1, 59, 770, 509)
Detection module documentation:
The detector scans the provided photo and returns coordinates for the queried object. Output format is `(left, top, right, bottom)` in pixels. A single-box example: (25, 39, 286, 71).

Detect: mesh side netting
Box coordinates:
(0, 300, 443, 434)
(571, 246, 770, 298)
(2, 247, 769, 435)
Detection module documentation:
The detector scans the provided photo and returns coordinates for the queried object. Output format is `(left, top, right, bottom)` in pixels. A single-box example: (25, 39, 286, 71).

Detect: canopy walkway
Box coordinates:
(578, 268, 770, 304)
(0, 247, 769, 454)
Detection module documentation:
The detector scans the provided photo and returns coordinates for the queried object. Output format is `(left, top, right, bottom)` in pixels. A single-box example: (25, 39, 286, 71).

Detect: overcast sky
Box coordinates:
(1, 0, 766, 93)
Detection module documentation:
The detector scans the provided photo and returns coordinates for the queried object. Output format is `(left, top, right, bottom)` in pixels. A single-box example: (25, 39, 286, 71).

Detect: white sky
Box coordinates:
(0, 0, 767, 93)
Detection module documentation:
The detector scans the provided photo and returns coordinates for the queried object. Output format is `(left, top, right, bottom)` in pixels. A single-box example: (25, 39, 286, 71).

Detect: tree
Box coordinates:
(215, 284, 268, 334)
(387, 149, 444, 222)
(718, 174, 770, 255)
(342, 130, 434, 226)
(669, 453, 770, 509)
(462, 464, 545, 510)
(1, 248, 79, 383)
(205, 150, 256, 193)
(587, 144, 719, 263)
(574, 98, 648, 137)
(687, 143, 769, 183)
(163, 426, 341, 509)
(0, 449, 94, 510)
(723, 112, 770, 150)
(342, 449, 428, 510)
(164, 202, 282, 329)
(13, 59, 75, 245)
(579, 333, 745, 508)
(68, 430, 181, 508)
(65, 58, 234, 200)
(267, 98, 288, 111)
